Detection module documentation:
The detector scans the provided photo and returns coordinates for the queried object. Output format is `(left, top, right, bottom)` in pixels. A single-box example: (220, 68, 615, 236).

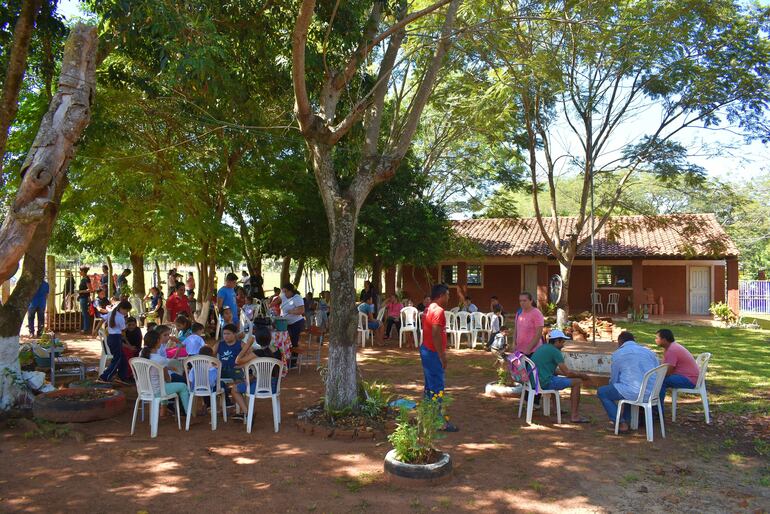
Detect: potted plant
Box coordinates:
(385, 393, 453, 484)
(484, 364, 522, 397)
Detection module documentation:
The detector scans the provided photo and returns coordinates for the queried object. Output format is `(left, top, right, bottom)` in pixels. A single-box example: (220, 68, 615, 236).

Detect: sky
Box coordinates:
(56, 0, 770, 184)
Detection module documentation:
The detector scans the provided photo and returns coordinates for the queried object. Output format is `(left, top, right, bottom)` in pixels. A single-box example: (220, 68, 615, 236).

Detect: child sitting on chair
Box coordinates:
(122, 316, 142, 377)
(230, 329, 277, 421)
(140, 330, 189, 416)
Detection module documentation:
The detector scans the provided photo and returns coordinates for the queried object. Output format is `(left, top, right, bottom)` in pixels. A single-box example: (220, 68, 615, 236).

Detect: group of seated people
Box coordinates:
(98, 309, 283, 420)
(514, 326, 702, 431)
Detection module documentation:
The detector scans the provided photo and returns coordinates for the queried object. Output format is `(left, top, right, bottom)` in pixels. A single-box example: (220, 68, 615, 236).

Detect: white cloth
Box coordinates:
(149, 352, 169, 393)
(280, 293, 305, 325)
(106, 311, 126, 335)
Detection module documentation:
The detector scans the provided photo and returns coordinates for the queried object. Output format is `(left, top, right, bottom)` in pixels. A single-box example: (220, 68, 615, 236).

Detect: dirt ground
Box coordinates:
(1, 333, 768, 513)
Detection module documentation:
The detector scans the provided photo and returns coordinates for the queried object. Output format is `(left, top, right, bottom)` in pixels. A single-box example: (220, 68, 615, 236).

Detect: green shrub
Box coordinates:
(388, 392, 452, 464)
(709, 302, 737, 325)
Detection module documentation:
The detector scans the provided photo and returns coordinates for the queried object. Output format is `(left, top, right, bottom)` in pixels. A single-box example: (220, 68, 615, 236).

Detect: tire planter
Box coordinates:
(67, 380, 117, 390)
(484, 382, 522, 397)
(33, 388, 126, 423)
(384, 449, 452, 486)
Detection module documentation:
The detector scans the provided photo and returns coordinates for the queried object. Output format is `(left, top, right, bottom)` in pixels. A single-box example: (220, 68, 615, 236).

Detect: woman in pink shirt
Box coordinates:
(513, 292, 545, 356)
(384, 294, 404, 340)
(655, 328, 700, 406)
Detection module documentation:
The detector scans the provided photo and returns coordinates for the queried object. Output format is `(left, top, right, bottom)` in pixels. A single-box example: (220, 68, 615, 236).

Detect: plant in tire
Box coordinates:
(388, 393, 452, 464)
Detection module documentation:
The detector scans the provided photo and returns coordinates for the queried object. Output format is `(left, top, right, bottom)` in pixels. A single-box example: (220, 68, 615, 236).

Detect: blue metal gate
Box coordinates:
(740, 280, 770, 313)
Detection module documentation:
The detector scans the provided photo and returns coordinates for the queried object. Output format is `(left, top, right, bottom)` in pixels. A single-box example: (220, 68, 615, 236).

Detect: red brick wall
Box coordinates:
(643, 266, 687, 314)
(401, 265, 436, 301)
(714, 265, 725, 303)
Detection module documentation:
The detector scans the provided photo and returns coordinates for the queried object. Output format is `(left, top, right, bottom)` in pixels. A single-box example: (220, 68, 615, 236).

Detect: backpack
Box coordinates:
(507, 351, 538, 391)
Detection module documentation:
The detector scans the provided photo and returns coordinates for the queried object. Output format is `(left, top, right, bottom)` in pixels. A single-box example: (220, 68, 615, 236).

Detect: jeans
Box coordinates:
(660, 375, 695, 405)
(385, 317, 400, 338)
(598, 384, 632, 423)
(100, 333, 128, 381)
(78, 297, 91, 332)
(27, 305, 45, 336)
(419, 345, 445, 398)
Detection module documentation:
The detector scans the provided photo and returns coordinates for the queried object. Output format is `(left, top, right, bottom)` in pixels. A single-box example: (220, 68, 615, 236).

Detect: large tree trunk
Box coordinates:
(325, 206, 360, 411)
(129, 249, 145, 296)
(557, 260, 573, 326)
(372, 256, 383, 296)
(0, 0, 42, 182)
(0, 24, 98, 284)
(292, 257, 306, 289)
(280, 256, 291, 286)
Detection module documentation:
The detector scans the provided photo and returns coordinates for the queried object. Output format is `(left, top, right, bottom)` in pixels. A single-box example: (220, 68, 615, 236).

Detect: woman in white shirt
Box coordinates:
(280, 283, 305, 366)
(98, 300, 132, 383)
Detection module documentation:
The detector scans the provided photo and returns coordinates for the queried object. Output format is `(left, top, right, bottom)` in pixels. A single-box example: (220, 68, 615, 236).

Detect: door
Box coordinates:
(689, 266, 711, 315)
(523, 265, 538, 299)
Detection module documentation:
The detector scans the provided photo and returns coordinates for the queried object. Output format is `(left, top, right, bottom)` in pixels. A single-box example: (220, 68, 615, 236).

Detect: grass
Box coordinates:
(335, 472, 378, 493)
(622, 322, 770, 415)
(741, 313, 770, 330)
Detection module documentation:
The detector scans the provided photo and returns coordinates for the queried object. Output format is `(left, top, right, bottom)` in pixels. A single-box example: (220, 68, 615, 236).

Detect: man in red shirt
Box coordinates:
(165, 283, 191, 323)
(420, 284, 458, 432)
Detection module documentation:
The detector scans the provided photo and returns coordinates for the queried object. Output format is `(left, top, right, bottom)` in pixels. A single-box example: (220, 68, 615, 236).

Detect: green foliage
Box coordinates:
(388, 392, 452, 464)
(709, 302, 737, 325)
(359, 380, 391, 420)
(496, 365, 509, 386)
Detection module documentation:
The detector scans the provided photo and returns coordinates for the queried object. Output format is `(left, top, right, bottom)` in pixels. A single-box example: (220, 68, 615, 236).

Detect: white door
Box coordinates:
(689, 266, 711, 315)
(523, 265, 538, 299)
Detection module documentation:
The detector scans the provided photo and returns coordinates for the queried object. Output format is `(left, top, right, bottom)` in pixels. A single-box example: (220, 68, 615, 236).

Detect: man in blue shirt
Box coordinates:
(217, 272, 239, 327)
(597, 331, 659, 433)
(28, 279, 49, 337)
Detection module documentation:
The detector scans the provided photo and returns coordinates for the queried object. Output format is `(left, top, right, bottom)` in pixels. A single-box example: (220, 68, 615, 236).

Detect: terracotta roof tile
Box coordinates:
(452, 214, 738, 258)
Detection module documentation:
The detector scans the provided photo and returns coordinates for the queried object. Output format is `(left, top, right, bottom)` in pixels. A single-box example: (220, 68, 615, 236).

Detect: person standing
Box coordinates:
(100, 264, 109, 293)
(166, 283, 191, 323)
(513, 292, 544, 356)
(597, 331, 660, 433)
(77, 266, 92, 333)
(185, 272, 195, 296)
(655, 329, 700, 407)
(280, 283, 305, 366)
(98, 300, 133, 384)
(116, 269, 131, 298)
(249, 272, 265, 300)
(62, 270, 76, 311)
(420, 284, 458, 432)
(27, 278, 49, 337)
(217, 273, 240, 328)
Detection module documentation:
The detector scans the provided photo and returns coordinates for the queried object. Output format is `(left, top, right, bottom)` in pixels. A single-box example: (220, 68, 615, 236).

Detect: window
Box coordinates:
(441, 265, 458, 285)
(468, 265, 483, 286)
(596, 265, 632, 288)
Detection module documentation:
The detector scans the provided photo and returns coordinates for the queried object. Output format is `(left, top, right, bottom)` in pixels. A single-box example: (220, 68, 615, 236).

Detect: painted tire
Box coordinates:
(384, 449, 452, 482)
(33, 388, 126, 423)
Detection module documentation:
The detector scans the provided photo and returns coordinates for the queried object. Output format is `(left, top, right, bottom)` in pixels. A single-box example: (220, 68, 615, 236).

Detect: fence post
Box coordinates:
(46, 255, 56, 331)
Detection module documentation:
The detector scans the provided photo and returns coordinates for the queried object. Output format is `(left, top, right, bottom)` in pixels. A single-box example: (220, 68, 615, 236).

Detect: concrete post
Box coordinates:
(727, 257, 739, 315)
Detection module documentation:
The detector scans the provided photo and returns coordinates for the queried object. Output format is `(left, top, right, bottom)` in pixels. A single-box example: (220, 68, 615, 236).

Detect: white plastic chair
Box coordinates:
(399, 306, 419, 348)
(453, 311, 472, 349)
(615, 363, 669, 442)
(183, 355, 227, 431)
(671, 352, 711, 424)
(470, 312, 488, 348)
(376, 307, 387, 325)
(129, 357, 182, 438)
(591, 292, 604, 313)
(357, 311, 372, 347)
(606, 293, 620, 314)
(485, 312, 501, 334)
(450, 306, 459, 313)
(243, 357, 284, 433)
(517, 356, 563, 425)
(444, 311, 458, 348)
(97, 326, 111, 375)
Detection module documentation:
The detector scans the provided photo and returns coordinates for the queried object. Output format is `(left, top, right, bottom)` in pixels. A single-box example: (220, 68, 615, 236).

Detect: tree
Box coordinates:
(292, 0, 463, 410)
(468, 0, 770, 322)
(0, 24, 97, 408)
